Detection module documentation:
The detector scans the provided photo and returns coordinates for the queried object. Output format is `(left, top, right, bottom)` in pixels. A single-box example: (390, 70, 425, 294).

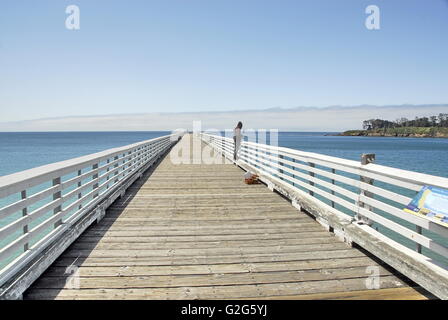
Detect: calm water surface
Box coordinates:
(1, 131, 446, 177)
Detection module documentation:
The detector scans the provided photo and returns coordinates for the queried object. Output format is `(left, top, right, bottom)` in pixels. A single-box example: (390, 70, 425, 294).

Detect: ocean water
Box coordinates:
(0, 132, 171, 177)
(1, 131, 446, 178)
(0, 131, 447, 269)
(276, 132, 448, 178)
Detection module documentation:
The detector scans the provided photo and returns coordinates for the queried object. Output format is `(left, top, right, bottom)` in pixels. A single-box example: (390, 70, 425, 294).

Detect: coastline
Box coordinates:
(337, 127, 448, 138)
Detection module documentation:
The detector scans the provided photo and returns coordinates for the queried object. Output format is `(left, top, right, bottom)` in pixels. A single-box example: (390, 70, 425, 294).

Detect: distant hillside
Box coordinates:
(340, 127, 448, 138)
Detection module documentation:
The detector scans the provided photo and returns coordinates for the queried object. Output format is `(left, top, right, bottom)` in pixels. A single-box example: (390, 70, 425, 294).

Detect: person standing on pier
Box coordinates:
(233, 121, 243, 161)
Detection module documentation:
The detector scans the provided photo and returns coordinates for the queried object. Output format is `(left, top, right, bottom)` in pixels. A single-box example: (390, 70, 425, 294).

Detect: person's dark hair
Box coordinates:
(236, 121, 243, 129)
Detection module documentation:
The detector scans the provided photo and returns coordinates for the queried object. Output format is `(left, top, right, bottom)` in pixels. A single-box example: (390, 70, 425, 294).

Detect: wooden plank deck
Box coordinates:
(24, 134, 432, 300)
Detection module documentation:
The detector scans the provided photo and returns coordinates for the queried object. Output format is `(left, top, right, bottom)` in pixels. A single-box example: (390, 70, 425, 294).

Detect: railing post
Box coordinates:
(140, 146, 145, 168)
(77, 170, 82, 210)
(416, 226, 423, 253)
(357, 153, 375, 225)
(142, 144, 148, 169)
(137, 147, 142, 168)
(331, 168, 336, 208)
(145, 144, 150, 164)
(279, 154, 284, 181)
(21, 190, 28, 252)
(292, 158, 296, 187)
(122, 152, 127, 177)
(106, 159, 111, 189)
(52, 177, 62, 228)
(130, 149, 135, 171)
(149, 142, 153, 162)
(92, 163, 99, 199)
(308, 162, 315, 196)
(135, 147, 140, 170)
(221, 136, 224, 156)
(114, 155, 119, 183)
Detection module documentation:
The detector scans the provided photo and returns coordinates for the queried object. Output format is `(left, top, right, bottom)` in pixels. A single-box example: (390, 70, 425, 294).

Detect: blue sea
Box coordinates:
(277, 132, 448, 179)
(0, 131, 447, 269)
(0, 132, 171, 176)
(1, 132, 447, 178)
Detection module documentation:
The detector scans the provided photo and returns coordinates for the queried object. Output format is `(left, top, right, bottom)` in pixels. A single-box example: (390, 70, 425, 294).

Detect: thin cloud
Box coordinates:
(0, 105, 447, 132)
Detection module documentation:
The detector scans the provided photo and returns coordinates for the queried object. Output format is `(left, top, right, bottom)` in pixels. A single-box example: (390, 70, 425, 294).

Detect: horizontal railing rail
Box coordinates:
(0, 132, 182, 295)
(200, 132, 448, 298)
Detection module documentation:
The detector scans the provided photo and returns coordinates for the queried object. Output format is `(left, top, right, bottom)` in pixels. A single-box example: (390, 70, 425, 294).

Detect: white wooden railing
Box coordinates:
(0, 133, 181, 294)
(200, 132, 448, 298)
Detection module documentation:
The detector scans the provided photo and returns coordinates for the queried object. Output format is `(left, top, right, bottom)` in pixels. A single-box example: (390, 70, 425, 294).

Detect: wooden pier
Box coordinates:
(22, 135, 432, 299)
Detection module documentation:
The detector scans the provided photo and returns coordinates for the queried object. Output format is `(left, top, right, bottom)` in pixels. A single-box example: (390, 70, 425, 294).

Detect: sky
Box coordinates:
(0, 0, 448, 129)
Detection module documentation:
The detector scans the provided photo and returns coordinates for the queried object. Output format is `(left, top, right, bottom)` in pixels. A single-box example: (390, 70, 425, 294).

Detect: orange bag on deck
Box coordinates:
(244, 172, 259, 184)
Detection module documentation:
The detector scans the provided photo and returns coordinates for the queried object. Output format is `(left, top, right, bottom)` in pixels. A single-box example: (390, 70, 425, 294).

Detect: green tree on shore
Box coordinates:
(362, 113, 448, 130)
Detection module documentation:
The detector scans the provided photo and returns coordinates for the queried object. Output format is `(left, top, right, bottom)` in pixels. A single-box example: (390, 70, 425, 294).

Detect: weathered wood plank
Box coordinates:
(24, 276, 409, 300)
(32, 266, 394, 289)
(98, 217, 311, 224)
(88, 222, 319, 232)
(81, 226, 325, 237)
(43, 257, 378, 277)
(248, 287, 431, 300)
(104, 206, 298, 216)
(51, 249, 368, 267)
(60, 242, 352, 258)
(70, 237, 337, 250)
(76, 231, 332, 243)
